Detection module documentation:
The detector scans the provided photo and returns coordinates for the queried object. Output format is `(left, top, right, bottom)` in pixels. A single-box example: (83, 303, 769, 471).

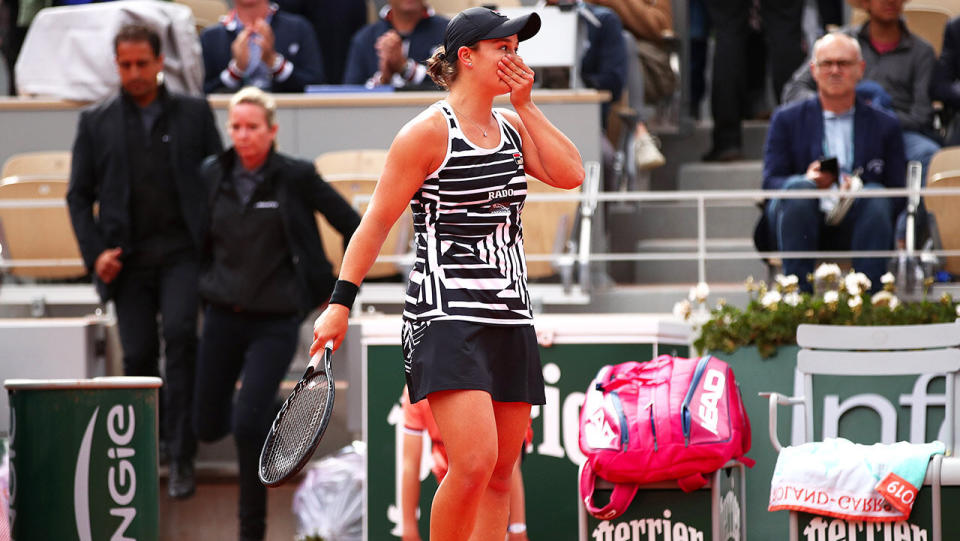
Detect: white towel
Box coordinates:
(769, 438, 945, 522)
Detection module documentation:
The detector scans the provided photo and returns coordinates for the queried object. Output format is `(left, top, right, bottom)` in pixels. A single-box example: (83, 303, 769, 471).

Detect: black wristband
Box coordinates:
(329, 279, 360, 308)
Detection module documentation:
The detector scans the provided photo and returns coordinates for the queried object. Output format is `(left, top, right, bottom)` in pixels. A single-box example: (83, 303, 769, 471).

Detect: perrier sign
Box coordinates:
(5, 377, 161, 541)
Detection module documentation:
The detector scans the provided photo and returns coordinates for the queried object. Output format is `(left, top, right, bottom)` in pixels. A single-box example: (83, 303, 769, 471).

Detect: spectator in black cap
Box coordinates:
(311, 6, 584, 541)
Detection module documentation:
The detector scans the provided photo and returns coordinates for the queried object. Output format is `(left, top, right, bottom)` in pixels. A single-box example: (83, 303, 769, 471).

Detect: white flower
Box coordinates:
(673, 300, 692, 320)
(761, 290, 782, 308)
(814, 263, 842, 281)
(871, 290, 900, 310)
(956, 304, 960, 318)
(844, 274, 859, 295)
(775, 274, 799, 287)
(775, 274, 800, 291)
(848, 295, 863, 309)
(843, 272, 872, 296)
(881, 272, 895, 285)
(688, 281, 710, 304)
(783, 292, 802, 307)
(844, 272, 872, 296)
(824, 290, 839, 304)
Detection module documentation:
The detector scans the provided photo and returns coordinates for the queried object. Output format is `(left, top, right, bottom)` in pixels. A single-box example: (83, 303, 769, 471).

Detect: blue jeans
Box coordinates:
(765, 175, 893, 292)
(902, 130, 939, 175)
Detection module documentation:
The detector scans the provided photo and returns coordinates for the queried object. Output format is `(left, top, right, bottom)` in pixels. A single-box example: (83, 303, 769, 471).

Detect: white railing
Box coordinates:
(5, 182, 960, 292)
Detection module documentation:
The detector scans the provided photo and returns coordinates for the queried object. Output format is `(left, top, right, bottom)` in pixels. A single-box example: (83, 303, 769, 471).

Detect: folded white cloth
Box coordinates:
(769, 438, 945, 522)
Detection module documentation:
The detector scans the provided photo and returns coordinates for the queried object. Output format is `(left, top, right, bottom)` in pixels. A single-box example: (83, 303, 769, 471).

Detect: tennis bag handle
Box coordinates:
(579, 461, 640, 521)
(579, 455, 711, 521)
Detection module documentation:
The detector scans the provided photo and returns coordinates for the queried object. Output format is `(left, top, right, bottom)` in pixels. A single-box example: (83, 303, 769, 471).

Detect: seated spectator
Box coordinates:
(342, 0, 448, 89)
(763, 33, 905, 293)
(200, 0, 323, 93)
(538, 2, 625, 126)
(275, 0, 367, 84)
(932, 15, 960, 145)
(782, 0, 939, 177)
(586, 0, 670, 169)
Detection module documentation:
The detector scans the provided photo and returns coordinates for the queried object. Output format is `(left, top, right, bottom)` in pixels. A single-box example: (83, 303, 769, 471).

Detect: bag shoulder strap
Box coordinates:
(579, 461, 639, 520)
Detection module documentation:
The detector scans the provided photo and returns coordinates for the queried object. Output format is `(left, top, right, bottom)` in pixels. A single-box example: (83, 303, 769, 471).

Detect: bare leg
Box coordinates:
(506, 460, 530, 541)
(468, 400, 531, 541)
(428, 390, 498, 541)
(428, 390, 532, 541)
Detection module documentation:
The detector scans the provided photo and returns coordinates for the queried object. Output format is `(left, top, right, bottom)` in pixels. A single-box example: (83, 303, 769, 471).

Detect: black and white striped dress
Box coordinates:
(403, 100, 534, 326)
(401, 100, 545, 404)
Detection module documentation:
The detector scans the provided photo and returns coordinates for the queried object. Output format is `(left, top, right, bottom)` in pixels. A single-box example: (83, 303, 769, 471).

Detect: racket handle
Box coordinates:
(309, 340, 335, 369)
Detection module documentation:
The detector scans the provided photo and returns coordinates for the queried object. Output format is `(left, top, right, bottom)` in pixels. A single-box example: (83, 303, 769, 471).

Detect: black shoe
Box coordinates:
(168, 460, 196, 499)
(702, 147, 745, 162)
(158, 439, 170, 466)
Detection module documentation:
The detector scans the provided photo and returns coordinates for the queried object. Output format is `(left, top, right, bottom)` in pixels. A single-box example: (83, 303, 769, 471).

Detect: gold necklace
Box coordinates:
(451, 105, 492, 138)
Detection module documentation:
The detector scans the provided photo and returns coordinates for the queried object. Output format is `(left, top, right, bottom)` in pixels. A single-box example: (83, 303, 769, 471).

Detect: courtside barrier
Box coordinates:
(4, 377, 161, 541)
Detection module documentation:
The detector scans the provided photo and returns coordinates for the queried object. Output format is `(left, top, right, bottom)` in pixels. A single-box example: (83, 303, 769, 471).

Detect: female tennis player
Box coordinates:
(311, 7, 583, 540)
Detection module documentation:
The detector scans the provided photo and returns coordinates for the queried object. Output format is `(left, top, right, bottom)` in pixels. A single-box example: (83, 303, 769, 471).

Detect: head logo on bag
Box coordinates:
(694, 368, 727, 437)
(578, 355, 754, 520)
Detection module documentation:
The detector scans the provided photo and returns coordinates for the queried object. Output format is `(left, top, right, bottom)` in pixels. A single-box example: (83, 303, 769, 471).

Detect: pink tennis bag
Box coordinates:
(578, 355, 753, 520)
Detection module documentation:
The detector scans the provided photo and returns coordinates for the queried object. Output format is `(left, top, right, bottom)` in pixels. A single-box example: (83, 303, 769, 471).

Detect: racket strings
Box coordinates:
(261, 373, 331, 482)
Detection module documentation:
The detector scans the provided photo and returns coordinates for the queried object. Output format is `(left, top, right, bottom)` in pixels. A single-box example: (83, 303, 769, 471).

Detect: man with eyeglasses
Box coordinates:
(782, 0, 938, 194)
(761, 32, 905, 293)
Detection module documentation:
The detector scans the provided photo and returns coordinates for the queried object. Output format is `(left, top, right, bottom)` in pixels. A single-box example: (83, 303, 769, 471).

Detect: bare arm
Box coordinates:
(311, 109, 446, 355)
(499, 54, 584, 189)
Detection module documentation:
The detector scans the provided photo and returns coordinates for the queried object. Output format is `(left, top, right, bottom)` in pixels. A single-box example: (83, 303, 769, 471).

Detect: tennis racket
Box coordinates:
(258, 340, 335, 487)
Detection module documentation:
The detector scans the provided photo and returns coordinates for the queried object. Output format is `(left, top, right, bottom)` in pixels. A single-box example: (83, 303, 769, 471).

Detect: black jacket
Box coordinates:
(201, 149, 361, 315)
(67, 89, 223, 301)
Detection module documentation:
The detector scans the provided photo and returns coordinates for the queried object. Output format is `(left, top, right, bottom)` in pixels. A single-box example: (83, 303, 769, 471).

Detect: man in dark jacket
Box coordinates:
(782, 0, 939, 175)
(343, 0, 448, 89)
(200, 0, 324, 93)
(66, 23, 223, 499)
(763, 33, 905, 292)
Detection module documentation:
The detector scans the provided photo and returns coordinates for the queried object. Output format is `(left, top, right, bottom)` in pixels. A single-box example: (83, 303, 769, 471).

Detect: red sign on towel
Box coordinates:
(875, 472, 918, 517)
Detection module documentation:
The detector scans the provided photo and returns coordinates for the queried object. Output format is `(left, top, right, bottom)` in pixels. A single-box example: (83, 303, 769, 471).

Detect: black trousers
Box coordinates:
(705, 0, 804, 151)
(113, 256, 199, 462)
(194, 305, 300, 540)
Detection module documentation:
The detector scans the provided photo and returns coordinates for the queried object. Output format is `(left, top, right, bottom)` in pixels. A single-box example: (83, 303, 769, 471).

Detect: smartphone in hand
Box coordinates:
(819, 156, 839, 178)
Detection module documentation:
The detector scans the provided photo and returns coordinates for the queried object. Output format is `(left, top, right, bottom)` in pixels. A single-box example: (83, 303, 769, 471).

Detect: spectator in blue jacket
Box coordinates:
(200, 0, 323, 93)
(570, 0, 628, 128)
(343, 0, 448, 89)
(763, 33, 905, 292)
